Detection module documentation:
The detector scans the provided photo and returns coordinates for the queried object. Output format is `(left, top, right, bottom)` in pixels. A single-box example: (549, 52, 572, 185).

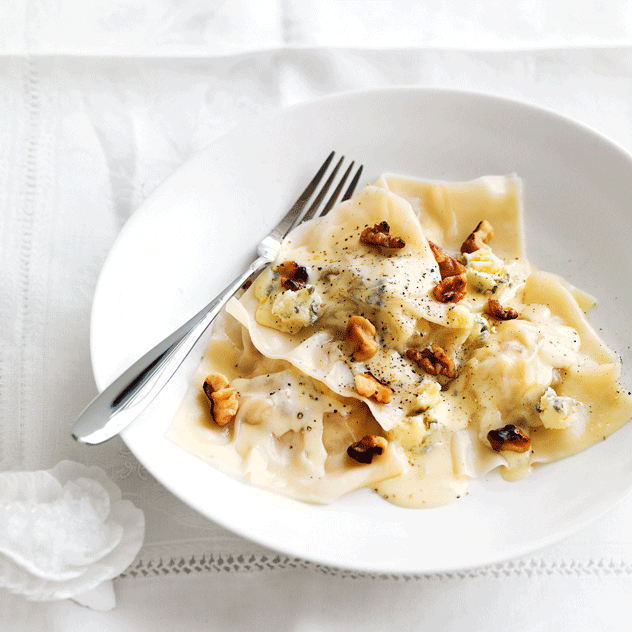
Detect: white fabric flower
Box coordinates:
(0, 461, 144, 611)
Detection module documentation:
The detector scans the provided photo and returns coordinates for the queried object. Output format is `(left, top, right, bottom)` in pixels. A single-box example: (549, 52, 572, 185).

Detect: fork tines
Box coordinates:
(297, 152, 364, 225)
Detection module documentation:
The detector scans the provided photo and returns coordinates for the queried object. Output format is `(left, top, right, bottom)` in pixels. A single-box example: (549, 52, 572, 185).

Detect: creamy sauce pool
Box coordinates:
(168, 174, 632, 508)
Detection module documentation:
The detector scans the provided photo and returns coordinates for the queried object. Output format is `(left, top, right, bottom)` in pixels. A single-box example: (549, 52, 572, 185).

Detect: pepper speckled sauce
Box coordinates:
(168, 174, 632, 508)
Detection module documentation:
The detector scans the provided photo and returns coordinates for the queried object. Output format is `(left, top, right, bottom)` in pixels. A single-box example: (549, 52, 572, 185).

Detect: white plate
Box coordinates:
(91, 88, 632, 574)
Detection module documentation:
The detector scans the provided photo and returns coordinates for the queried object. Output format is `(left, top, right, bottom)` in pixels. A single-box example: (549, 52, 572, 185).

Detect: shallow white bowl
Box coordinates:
(91, 88, 632, 574)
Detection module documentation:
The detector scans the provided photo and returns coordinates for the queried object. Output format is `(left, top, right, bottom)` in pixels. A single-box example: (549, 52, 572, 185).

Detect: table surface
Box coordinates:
(2, 1, 632, 629)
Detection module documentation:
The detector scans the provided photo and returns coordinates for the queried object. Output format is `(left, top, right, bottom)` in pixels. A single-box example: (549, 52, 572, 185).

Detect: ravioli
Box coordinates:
(168, 174, 632, 507)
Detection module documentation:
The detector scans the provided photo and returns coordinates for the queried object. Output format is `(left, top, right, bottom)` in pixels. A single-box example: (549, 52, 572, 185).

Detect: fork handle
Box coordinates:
(71, 256, 270, 444)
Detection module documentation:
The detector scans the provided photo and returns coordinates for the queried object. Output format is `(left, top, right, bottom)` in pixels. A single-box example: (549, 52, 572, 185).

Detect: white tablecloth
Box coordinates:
(3, 1, 632, 629)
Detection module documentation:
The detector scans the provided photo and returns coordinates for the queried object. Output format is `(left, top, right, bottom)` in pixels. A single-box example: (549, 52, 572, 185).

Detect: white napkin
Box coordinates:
(2, 0, 632, 628)
(4, 0, 632, 55)
(0, 461, 144, 611)
(3, 44, 632, 579)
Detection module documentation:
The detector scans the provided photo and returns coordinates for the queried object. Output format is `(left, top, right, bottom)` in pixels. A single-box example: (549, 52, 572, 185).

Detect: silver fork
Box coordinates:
(71, 152, 363, 444)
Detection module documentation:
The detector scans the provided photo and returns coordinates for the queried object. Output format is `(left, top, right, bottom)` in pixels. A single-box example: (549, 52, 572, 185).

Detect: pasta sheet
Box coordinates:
(168, 174, 632, 507)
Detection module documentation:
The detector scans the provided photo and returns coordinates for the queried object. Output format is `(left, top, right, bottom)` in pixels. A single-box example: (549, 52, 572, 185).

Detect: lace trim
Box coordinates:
(120, 553, 632, 580)
(10, 57, 41, 468)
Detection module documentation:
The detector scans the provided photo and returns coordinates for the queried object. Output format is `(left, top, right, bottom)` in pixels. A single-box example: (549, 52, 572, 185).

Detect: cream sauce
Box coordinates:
(168, 174, 632, 508)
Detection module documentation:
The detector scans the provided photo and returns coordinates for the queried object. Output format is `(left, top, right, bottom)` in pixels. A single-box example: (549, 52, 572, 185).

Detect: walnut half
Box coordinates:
(428, 240, 467, 303)
(406, 344, 456, 379)
(432, 274, 467, 303)
(486, 299, 519, 320)
(276, 260, 309, 291)
(487, 424, 531, 453)
(347, 435, 388, 464)
(461, 220, 494, 254)
(203, 373, 239, 427)
(345, 315, 378, 361)
(428, 241, 466, 278)
(360, 221, 405, 250)
(354, 372, 393, 404)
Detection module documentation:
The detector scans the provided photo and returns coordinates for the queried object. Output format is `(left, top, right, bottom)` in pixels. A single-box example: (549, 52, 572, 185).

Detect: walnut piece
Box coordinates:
(406, 344, 456, 379)
(428, 241, 466, 278)
(276, 260, 309, 291)
(360, 221, 405, 249)
(345, 315, 379, 361)
(347, 435, 388, 464)
(432, 274, 467, 303)
(203, 373, 239, 427)
(487, 424, 531, 453)
(486, 298, 519, 320)
(203, 373, 230, 392)
(354, 372, 393, 403)
(461, 220, 494, 254)
(429, 240, 467, 303)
